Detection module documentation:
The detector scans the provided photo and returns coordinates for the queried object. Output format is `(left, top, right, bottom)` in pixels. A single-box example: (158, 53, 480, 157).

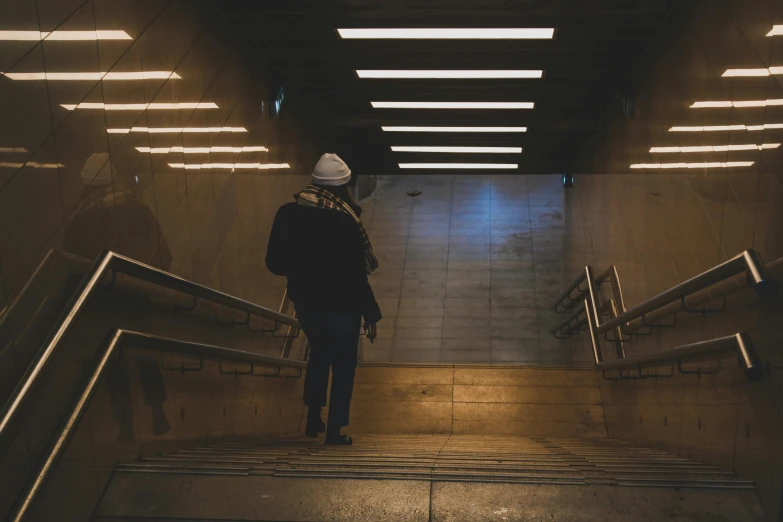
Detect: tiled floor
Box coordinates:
(358, 174, 583, 365)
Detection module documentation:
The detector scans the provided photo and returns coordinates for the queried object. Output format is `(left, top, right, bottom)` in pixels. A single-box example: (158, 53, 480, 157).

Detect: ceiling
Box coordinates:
(213, 0, 678, 175)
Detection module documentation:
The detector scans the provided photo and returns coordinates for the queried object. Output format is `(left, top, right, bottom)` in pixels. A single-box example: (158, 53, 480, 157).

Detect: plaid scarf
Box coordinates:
(296, 184, 379, 274)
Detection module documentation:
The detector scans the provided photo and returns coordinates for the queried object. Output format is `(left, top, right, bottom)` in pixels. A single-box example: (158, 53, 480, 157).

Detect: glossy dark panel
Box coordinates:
(566, 1, 783, 518)
(0, 0, 323, 304)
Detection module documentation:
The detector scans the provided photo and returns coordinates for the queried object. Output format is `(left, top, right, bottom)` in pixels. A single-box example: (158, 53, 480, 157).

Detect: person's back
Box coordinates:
(266, 202, 378, 320)
(266, 153, 380, 445)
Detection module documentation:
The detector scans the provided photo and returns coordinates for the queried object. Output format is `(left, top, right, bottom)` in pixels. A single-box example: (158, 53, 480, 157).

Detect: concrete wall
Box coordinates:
(0, 0, 323, 315)
(359, 174, 575, 365)
(350, 366, 604, 438)
(564, 0, 783, 518)
(2, 343, 306, 522)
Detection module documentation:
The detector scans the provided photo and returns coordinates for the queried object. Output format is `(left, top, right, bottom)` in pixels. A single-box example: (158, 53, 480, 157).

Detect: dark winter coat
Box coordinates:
(265, 201, 382, 324)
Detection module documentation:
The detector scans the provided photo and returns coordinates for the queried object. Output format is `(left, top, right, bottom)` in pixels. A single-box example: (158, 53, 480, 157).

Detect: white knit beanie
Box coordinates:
(312, 153, 351, 186)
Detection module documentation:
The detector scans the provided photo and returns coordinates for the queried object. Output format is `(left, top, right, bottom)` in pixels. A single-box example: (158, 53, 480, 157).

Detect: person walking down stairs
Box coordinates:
(265, 153, 382, 445)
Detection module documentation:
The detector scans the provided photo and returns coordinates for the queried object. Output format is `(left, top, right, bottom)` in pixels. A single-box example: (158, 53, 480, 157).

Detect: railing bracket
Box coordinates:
(162, 356, 204, 375)
(272, 327, 300, 339)
(678, 358, 722, 376)
(219, 311, 252, 326)
(681, 295, 726, 316)
(248, 319, 280, 333)
(219, 361, 255, 377)
(252, 365, 282, 378)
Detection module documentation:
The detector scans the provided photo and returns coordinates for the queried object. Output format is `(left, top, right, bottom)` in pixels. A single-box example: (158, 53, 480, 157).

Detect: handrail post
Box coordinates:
(584, 266, 602, 329)
(607, 266, 627, 314)
(584, 299, 603, 365)
(734, 332, 764, 381)
(608, 298, 626, 358)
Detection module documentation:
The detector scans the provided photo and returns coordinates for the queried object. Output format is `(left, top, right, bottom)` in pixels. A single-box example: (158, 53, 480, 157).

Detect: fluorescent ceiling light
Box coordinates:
(0, 30, 132, 41)
(107, 127, 247, 134)
(630, 161, 754, 169)
(383, 126, 527, 133)
(691, 99, 783, 108)
(398, 163, 517, 169)
(62, 102, 217, 111)
(670, 125, 747, 132)
(650, 143, 780, 153)
(357, 70, 543, 79)
(392, 146, 522, 153)
(0, 161, 63, 168)
(767, 25, 783, 36)
(670, 124, 783, 132)
(2, 71, 180, 80)
(168, 162, 289, 170)
(137, 146, 268, 153)
(723, 66, 783, 77)
(0, 147, 28, 153)
(372, 101, 534, 109)
(337, 28, 555, 39)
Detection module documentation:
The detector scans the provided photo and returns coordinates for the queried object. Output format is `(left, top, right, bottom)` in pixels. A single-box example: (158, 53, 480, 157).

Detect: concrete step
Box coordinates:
(94, 477, 765, 522)
(94, 435, 766, 521)
(115, 436, 751, 489)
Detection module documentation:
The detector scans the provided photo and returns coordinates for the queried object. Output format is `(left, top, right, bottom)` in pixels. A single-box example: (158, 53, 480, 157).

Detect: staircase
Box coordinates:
(2, 250, 777, 521)
(95, 436, 765, 521)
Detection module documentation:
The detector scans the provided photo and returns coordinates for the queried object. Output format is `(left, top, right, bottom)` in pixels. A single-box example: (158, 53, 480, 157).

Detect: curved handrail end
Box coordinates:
(742, 250, 777, 296)
(735, 332, 764, 381)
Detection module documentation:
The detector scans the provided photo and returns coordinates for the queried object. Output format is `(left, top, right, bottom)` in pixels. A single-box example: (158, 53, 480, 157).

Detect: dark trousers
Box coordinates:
(295, 304, 361, 428)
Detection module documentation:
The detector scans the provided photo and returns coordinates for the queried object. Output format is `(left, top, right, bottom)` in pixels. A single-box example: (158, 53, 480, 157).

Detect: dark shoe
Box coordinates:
(305, 407, 326, 438)
(325, 427, 352, 445)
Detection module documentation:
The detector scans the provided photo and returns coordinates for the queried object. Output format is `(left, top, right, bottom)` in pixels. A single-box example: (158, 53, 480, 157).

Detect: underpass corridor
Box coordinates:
(2, 0, 783, 520)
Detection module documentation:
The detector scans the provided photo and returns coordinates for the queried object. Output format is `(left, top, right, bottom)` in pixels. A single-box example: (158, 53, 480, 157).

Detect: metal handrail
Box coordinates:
(551, 266, 624, 313)
(6, 329, 305, 522)
(551, 249, 775, 338)
(583, 300, 763, 382)
(0, 250, 299, 442)
(595, 250, 773, 334)
(108, 253, 299, 327)
(622, 256, 783, 334)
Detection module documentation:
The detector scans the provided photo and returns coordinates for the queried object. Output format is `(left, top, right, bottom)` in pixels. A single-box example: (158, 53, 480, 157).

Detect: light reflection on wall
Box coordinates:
(0, 161, 64, 168)
(622, 21, 783, 172)
(136, 146, 268, 153)
(61, 102, 219, 110)
(106, 127, 248, 134)
(167, 163, 290, 170)
(691, 98, 783, 108)
(0, 30, 132, 41)
(649, 144, 780, 153)
(2, 71, 181, 80)
(0, 0, 320, 314)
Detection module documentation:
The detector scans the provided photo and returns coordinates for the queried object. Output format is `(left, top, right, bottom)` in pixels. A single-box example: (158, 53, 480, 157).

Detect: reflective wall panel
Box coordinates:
(0, 0, 322, 313)
(570, 1, 783, 518)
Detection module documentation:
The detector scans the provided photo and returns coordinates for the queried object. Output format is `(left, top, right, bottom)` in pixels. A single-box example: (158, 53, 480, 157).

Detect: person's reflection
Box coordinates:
(136, 358, 171, 436)
(66, 152, 172, 269)
(105, 361, 136, 441)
